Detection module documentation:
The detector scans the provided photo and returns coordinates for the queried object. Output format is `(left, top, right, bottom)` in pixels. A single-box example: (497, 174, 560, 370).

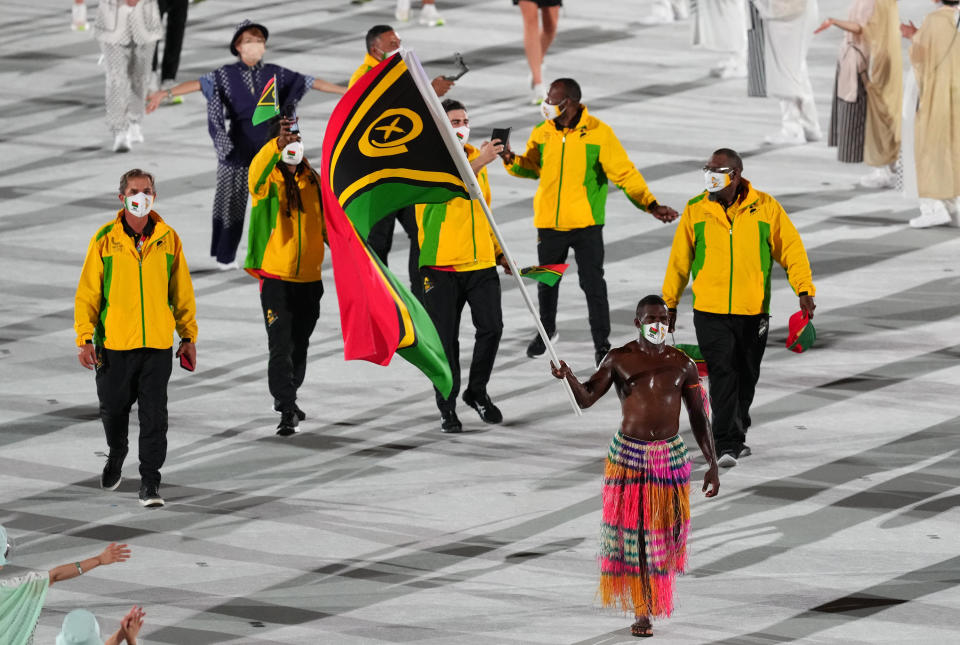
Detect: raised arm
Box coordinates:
(500, 132, 542, 179)
(550, 356, 615, 409)
(48, 543, 130, 585)
(680, 360, 719, 497)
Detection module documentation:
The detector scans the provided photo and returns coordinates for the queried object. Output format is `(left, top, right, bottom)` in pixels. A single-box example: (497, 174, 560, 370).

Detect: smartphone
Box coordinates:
(179, 352, 195, 372)
(282, 105, 300, 134)
(443, 53, 469, 81)
(491, 127, 511, 148)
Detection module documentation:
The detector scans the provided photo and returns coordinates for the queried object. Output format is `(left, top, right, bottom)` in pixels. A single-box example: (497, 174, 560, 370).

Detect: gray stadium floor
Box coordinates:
(1, 0, 958, 643)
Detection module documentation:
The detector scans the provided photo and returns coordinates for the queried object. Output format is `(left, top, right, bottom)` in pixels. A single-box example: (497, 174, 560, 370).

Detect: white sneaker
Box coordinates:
(395, 0, 410, 21)
(127, 123, 144, 144)
(531, 83, 546, 105)
(71, 3, 88, 31)
(718, 452, 738, 468)
(764, 127, 805, 145)
(859, 166, 896, 189)
(909, 201, 951, 229)
(112, 132, 131, 153)
(418, 4, 444, 26)
(216, 260, 239, 271)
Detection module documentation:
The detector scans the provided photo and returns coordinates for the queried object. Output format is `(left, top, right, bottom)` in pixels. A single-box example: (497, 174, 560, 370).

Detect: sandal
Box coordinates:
(631, 616, 653, 637)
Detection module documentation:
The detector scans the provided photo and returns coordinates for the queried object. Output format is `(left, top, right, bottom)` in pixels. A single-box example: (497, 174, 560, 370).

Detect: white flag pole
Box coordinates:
(403, 50, 582, 416)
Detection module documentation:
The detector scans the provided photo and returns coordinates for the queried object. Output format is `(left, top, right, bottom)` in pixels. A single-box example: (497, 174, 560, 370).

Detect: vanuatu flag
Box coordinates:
(252, 75, 279, 125)
(518, 264, 568, 287)
(321, 52, 469, 397)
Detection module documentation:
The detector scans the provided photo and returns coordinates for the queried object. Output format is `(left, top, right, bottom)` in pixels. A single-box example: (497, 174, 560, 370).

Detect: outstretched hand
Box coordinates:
(550, 360, 573, 380)
(900, 20, 918, 40)
(702, 464, 720, 497)
(813, 18, 833, 34)
(99, 543, 131, 566)
(651, 204, 679, 223)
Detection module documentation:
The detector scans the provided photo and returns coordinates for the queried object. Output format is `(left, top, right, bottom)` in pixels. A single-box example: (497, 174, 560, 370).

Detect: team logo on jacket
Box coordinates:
(111, 240, 124, 253)
(423, 275, 433, 293)
(360, 108, 423, 158)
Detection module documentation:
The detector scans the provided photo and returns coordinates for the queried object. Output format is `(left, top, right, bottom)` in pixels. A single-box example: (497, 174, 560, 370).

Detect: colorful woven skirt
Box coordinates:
(598, 432, 691, 618)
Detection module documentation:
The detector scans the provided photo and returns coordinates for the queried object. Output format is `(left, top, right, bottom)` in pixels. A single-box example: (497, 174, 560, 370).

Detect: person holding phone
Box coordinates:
(74, 169, 198, 508)
(416, 99, 511, 433)
(244, 118, 326, 437)
(500, 78, 679, 369)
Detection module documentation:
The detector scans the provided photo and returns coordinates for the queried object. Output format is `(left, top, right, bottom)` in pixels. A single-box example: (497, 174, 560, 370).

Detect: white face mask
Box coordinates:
(704, 170, 732, 193)
(641, 322, 667, 345)
(540, 100, 564, 121)
(282, 140, 304, 166)
(124, 192, 153, 218)
(453, 125, 470, 144)
(238, 41, 265, 64)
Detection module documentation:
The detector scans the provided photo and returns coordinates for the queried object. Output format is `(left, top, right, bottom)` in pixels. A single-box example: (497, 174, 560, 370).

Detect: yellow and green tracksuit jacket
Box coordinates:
(504, 105, 658, 230)
(244, 137, 326, 282)
(416, 143, 503, 271)
(349, 53, 381, 89)
(662, 180, 816, 316)
(74, 211, 198, 349)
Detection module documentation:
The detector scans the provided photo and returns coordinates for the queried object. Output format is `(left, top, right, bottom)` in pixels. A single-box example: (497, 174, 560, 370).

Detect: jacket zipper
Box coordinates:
(138, 256, 146, 346)
(555, 135, 566, 228)
(728, 219, 734, 314)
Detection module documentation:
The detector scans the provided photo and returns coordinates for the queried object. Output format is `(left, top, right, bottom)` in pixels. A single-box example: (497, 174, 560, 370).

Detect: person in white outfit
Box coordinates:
(691, 0, 748, 78)
(94, 0, 163, 153)
(640, 0, 690, 25)
(753, 0, 823, 144)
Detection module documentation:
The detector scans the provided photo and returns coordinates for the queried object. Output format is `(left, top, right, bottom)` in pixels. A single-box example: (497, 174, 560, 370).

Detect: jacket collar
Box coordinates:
(113, 209, 168, 239)
(706, 178, 760, 213)
(552, 104, 594, 133)
(362, 52, 381, 71)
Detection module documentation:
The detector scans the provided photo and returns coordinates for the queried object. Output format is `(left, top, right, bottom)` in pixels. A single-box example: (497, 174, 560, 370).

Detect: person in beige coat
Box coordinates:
(816, 0, 902, 188)
(901, 0, 960, 228)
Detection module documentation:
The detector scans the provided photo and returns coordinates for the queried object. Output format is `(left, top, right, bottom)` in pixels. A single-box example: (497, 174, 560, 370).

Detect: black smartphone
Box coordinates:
(282, 105, 300, 134)
(491, 127, 511, 148)
(443, 53, 469, 81)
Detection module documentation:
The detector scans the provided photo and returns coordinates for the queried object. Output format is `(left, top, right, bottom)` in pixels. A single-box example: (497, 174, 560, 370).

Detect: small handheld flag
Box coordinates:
(252, 75, 279, 126)
(518, 264, 568, 287)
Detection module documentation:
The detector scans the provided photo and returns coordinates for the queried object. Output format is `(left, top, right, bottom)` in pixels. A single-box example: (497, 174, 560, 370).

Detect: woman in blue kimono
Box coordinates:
(146, 19, 346, 268)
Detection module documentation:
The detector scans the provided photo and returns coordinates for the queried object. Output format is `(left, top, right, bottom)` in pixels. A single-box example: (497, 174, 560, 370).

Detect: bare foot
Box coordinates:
(631, 615, 653, 637)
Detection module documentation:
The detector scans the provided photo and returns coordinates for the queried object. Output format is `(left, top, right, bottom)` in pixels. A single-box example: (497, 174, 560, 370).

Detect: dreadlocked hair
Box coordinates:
(276, 158, 320, 218)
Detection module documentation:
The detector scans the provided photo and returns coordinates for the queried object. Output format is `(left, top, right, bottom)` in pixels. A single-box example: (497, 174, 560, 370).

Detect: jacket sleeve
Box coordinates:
(771, 202, 816, 297)
(168, 233, 199, 342)
(599, 127, 657, 211)
(74, 235, 105, 346)
(200, 70, 233, 163)
(661, 205, 696, 309)
(504, 131, 542, 179)
(249, 138, 282, 198)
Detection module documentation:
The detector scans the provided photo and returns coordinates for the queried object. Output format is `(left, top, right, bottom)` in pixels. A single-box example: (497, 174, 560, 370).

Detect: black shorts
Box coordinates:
(514, 0, 562, 7)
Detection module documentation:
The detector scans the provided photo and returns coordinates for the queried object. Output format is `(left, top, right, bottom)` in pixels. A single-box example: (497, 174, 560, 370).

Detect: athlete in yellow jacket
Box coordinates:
(661, 149, 816, 469)
(417, 99, 510, 433)
(500, 78, 679, 366)
(245, 121, 326, 437)
(74, 169, 197, 508)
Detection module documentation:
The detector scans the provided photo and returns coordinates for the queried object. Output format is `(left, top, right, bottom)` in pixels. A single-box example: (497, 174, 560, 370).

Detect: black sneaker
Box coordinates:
(462, 389, 503, 424)
(138, 482, 164, 508)
(440, 409, 462, 433)
(273, 400, 306, 421)
(100, 452, 125, 491)
(595, 343, 611, 369)
(276, 410, 300, 437)
(526, 332, 558, 358)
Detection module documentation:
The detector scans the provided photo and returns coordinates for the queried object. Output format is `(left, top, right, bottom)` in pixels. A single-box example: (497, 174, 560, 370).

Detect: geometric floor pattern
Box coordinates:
(1, 0, 958, 642)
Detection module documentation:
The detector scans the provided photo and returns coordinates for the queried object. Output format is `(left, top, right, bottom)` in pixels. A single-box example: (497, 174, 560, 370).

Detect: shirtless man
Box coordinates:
(551, 294, 719, 637)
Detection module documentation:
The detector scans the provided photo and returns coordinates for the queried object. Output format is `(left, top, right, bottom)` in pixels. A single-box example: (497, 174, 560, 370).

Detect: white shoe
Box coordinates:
(764, 127, 805, 145)
(418, 4, 444, 26)
(719, 62, 747, 79)
(718, 452, 738, 468)
(909, 202, 951, 229)
(71, 3, 88, 31)
(395, 0, 410, 21)
(216, 260, 239, 271)
(127, 123, 144, 144)
(531, 83, 546, 105)
(859, 166, 896, 189)
(803, 127, 822, 143)
(112, 132, 131, 153)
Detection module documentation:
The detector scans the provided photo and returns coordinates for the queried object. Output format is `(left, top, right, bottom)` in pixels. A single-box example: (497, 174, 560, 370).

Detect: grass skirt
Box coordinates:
(598, 431, 691, 618)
